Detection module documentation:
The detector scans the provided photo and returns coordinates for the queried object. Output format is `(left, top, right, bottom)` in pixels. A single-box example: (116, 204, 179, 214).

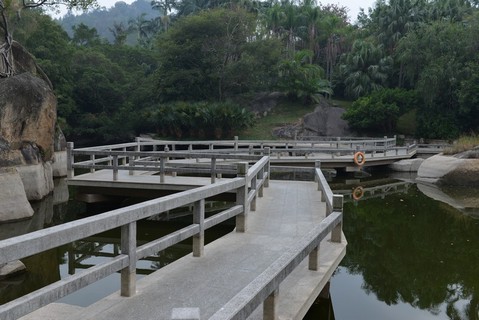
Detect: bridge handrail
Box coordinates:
(75, 136, 398, 153)
(208, 211, 342, 320)
(209, 165, 343, 320)
(0, 158, 270, 320)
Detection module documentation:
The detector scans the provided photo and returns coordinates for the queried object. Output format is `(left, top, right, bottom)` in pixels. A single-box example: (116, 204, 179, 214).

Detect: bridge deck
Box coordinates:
(21, 180, 346, 320)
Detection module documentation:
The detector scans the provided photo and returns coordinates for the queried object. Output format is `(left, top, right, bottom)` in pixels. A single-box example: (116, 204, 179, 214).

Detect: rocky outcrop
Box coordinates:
(417, 154, 479, 186)
(0, 49, 59, 224)
(0, 167, 34, 222)
(273, 99, 352, 139)
(0, 72, 57, 165)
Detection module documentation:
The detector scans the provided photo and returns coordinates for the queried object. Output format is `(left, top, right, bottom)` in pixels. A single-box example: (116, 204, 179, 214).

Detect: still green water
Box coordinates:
(314, 178, 479, 320)
(1, 175, 479, 319)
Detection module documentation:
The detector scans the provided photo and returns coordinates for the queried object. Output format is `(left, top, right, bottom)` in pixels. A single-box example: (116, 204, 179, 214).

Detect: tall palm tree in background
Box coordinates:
(339, 39, 392, 98)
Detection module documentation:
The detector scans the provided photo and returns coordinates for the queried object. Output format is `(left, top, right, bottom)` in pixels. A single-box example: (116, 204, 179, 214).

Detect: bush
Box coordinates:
(152, 101, 254, 139)
(342, 88, 419, 134)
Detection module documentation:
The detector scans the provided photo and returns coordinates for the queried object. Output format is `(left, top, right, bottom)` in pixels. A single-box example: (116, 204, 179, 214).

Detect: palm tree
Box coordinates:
(339, 39, 392, 98)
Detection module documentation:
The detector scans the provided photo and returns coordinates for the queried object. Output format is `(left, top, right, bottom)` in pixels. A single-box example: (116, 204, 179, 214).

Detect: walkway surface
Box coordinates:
(21, 180, 346, 320)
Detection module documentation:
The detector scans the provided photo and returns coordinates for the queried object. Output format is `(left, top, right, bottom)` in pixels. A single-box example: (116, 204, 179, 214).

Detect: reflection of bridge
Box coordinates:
(1, 139, 347, 320)
(336, 181, 413, 202)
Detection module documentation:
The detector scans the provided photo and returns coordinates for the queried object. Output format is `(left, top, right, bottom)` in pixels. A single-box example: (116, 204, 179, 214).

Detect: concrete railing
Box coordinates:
(68, 136, 417, 176)
(207, 162, 343, 320)
(67, 142, 269, 183)
(0, 158, 270, 320)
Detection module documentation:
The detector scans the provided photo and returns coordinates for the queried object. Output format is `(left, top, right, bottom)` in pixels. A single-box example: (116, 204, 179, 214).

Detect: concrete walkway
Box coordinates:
(21, 180, 346, 320)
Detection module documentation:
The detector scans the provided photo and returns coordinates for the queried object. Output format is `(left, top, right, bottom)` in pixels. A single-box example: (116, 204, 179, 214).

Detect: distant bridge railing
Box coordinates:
(67, 136, 418, 177)
(208, 162, 343, 320)
(0, 155, 269, 320)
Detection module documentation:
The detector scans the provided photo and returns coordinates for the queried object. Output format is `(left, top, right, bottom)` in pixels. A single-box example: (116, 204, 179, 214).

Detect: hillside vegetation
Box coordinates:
(1, 0, 478, 145)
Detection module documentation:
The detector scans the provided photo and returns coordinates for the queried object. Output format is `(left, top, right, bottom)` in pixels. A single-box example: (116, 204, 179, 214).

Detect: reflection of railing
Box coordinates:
(337, 181, 413, 202)
(0, 156, 269, 319)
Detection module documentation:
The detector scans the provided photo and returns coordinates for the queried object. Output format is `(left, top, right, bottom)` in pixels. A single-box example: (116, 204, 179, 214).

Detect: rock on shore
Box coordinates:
(417, 154, 479, 186)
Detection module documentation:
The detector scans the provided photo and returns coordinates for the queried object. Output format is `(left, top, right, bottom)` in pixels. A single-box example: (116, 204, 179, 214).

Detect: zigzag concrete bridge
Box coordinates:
(0, 137, 415, 320)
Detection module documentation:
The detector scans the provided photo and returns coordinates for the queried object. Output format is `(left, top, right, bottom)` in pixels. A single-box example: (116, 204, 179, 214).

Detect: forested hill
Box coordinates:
(58, 0, 157, 44)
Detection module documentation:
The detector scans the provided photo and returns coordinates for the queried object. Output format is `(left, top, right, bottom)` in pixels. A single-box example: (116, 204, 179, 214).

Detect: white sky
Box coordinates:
(52, 0, 377, 23)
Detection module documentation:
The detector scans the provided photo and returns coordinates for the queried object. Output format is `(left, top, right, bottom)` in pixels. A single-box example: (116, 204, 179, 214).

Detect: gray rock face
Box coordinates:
(0, 167, 34, 222)
(273, 103, 352, 139)
(0, 72, 57, 165)
(417, 154, 479, 186)
(0, 53, 59, 221)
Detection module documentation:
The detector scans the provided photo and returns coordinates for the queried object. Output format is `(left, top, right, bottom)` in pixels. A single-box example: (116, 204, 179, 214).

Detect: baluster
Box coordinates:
(121, 222, 137, 297)
(193, 199, 205, 257)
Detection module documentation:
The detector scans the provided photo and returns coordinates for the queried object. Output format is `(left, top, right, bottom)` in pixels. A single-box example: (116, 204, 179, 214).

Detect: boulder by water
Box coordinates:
(417, 154, 479, 186)
(0, 45, 61, 222)
(273, 99, 352, 139)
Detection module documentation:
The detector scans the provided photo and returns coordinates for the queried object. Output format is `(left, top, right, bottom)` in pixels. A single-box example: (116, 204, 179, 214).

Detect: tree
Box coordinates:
(277, 49, 332, 103)
(155, 8, 258, 101)
(72, 23, 101, 46)
(342, 88, 419, 134)
(0, 0, 97, 77)
(339, 39, 392, 98)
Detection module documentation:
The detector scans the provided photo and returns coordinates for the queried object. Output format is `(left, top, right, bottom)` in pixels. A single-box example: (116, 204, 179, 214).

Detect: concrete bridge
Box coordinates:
(0, 139, 349, 320)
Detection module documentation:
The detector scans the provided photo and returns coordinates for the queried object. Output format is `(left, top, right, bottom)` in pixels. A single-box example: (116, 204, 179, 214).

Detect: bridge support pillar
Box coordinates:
(263, 289, 278, 320)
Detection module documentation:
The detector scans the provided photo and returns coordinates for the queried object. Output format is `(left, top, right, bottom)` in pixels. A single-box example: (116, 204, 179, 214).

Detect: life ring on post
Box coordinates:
(353, 151, 366, 166)
(352, 186, 364, 201)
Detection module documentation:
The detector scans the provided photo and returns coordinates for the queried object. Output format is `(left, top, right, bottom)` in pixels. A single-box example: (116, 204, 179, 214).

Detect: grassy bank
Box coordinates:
(444, 134, 479, 155)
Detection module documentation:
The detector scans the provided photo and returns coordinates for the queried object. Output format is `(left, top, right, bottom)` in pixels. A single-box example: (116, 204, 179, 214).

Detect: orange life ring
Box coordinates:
(353, 151, 366, 166)
(352, 186, 364, 201)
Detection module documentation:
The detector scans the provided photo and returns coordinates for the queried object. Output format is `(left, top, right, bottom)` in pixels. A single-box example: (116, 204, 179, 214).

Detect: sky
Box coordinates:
(52, 0, 377, 23)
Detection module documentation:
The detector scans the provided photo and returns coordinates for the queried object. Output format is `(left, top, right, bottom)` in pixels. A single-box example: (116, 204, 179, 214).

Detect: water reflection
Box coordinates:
(331, 177, 479, 320)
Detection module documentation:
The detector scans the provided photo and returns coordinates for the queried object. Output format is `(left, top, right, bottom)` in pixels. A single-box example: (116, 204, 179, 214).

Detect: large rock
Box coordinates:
(273, 100, 352, 139)
(0, 73, 57, 165)
(0, 167, 34, 222)
(417, 154, 479, 186)
(16, 163, 54, 201)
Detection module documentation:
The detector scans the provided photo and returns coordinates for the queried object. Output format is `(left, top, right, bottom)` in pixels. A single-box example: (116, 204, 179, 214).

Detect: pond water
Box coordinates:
(1, 173, 479, 319)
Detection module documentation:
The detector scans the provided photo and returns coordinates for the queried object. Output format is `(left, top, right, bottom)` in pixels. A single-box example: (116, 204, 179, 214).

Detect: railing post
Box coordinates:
(211, 157, 216, 184)
(235, 162, 249, 232)
(264, 147, 270, 188)
(331, 195, 343, 243)
(113, 155, 118, 181)
(90, 154, 95, 173)
(160, 156, 165, 183)
(251, 174, 257, 211)
(129, 155, 135, 175)
(135, 137, 141, 152)
(67, 142, 74, 179)
(193, 199, 205, 257)
(315, 160, 320, 183)
(121, 222, 137, 297)
(258, 167, 264, 197)
(308, 245, 319, 271)
(263, 289, 279, 320)
(234, 136, 239, 151)
(122, 147, 127, 165)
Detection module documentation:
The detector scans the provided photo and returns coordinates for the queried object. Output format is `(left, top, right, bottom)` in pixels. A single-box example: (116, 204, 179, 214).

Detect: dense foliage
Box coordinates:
(3, 0, 479, 144)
